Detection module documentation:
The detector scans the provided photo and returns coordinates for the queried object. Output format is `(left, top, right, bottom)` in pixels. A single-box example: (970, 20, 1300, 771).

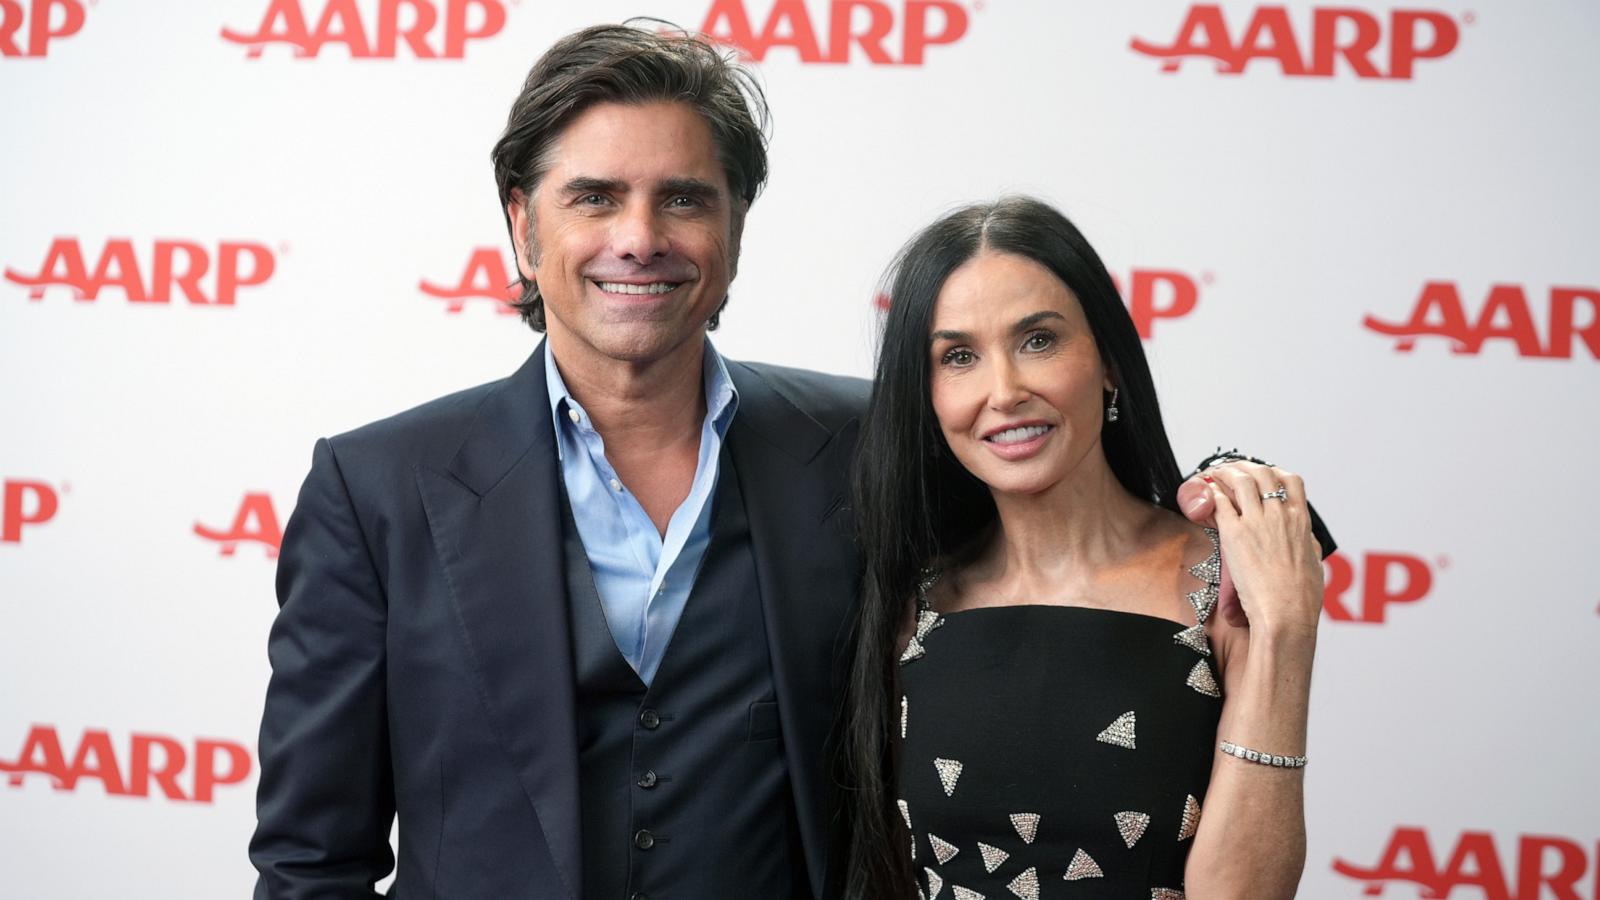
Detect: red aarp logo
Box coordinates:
(419, 247, 519, 315)
(1365, 282, 1600, 360)
(701, 0, 969, 65)
(1131, 5, 1462, 79)
(879, 267, 1203, 339)
(5, 238, 276, 305)
(0, 0, 85, 58)
(1334, 826, 1599, 899)
(1323, 551, 1436, 624)
(1111, 269, 1204, 339)
(194, 493, 283, 558)
(222, 0, 507, 59)
(2, 479, 59, 544)
(1, 725, 252, 804)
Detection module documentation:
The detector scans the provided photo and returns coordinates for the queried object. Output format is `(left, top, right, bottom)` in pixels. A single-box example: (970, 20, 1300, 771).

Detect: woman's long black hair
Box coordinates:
(842, 196, 1186, 898)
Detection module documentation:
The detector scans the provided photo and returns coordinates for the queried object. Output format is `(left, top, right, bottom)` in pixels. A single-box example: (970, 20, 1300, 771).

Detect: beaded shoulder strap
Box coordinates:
(1172, 527, 1223, 697)
(899, 569, 944, 665)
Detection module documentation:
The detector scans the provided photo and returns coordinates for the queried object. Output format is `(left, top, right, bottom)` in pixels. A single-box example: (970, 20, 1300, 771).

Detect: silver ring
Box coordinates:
(1261, 487, 1288, 502)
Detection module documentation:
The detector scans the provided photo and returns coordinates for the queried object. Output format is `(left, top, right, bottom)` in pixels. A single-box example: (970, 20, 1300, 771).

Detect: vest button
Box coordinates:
(634, 829, 655, 850)
(638, 770, 658, 789)
(639, 708, 661, 729)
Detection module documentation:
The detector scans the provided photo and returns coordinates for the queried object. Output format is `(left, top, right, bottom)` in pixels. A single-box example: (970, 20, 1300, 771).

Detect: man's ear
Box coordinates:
(507, 188, 536, 282)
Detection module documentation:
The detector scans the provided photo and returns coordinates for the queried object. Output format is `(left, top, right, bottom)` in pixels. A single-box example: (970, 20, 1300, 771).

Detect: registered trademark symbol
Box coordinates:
(973, 0, 986, 11)
(1463, 11, 1476, 24)
(1435, 555, 1450, 570)
(278, 242, 290, 255)
(1201, 271, 1216, 285)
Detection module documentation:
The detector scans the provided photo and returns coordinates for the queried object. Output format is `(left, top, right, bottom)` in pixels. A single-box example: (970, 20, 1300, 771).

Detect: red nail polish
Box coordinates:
(1202, 475, 1214, 484)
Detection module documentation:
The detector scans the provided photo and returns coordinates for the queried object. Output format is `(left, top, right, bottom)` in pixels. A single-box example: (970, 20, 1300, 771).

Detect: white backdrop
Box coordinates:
(3, 1, 1598, 897)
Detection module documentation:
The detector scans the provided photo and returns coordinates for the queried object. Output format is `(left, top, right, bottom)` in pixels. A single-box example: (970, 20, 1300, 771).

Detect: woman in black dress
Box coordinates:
(843, 197, 1324, 900)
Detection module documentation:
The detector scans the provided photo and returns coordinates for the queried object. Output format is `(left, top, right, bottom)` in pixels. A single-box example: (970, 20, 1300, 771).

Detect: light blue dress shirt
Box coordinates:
(545, 340, 739, 685)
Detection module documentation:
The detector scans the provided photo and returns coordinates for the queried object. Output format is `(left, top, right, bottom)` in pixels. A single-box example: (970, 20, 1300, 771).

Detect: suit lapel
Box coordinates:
(414, 343, 582, 900)
(728, 363, 861, 899)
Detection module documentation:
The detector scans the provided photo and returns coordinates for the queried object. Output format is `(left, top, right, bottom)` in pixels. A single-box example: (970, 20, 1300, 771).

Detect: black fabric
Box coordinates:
(565, 452, 805, 900)
(899, 606, 1221, 898)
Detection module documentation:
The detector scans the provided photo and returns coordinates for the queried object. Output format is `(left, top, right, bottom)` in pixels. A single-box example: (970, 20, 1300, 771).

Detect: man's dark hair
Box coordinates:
(490, 21, 771, 331)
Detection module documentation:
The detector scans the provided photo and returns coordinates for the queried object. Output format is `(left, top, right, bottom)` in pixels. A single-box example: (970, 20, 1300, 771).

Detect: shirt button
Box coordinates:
(634, 829, 655, 850)
(639, 708, 661, 730)
(609, 478, 622, 492)
(567, 408, 581, 424)
(638, 769, 658, 789)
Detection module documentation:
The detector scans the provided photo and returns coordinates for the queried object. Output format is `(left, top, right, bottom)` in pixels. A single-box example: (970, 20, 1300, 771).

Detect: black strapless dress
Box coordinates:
(896, 530, 1223, 900)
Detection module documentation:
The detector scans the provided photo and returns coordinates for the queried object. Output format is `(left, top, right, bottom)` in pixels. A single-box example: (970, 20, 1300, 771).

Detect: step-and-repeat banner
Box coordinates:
(3, 1, 1597, 897)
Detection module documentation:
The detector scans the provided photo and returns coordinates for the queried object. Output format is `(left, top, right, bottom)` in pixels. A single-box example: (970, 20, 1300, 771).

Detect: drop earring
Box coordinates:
(1106, 387, 1119, 423)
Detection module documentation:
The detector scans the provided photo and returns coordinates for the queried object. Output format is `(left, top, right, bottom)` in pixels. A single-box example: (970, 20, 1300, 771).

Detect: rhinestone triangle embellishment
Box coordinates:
(1064, 849, 1103, 881)
(1190, 529, 1221, 583)
(1007, 867, 1040, 900)
(930, 833, 960, 865)
(1178, 794, 1202, 841)
(1095, 711, 1137, 749)
(1152, 889, 1186, 900)
(900, 636, 925, 664)
(898, 799, 912, 830)
(934, 758, 963, 796)
(1115, 811, 1150, 848)
(952, 887, 986, 900)
(926, 868, 945, 900)
(1186, 660, 1222, 698)
(978, 842, 1008, 873)
(1172, 623, 1212, 656)
(902, 695, 909, 738)
(1187, 586, 1218, 625)
(1010, 812, 1040, 844)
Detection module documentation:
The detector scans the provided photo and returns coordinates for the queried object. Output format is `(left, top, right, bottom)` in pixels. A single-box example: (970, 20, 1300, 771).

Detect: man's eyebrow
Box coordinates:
(558, 176, 627, 196)
(929, 311, 1068, 344)
(659, 177, 722, 201)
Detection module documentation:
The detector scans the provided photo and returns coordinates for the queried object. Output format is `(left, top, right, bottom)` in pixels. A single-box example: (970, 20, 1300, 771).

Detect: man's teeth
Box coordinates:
(597, 281, 679, 295)
(986, 425, 1052, 444)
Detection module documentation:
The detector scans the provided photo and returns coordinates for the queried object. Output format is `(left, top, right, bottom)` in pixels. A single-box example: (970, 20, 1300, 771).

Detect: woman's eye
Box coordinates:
(941, 348, 975, 367)
(1023, 331, 1055, 352)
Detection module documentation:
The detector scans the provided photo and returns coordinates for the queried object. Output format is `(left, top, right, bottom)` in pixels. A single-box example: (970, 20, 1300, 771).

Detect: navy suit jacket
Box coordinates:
(250, 344, 870, 899)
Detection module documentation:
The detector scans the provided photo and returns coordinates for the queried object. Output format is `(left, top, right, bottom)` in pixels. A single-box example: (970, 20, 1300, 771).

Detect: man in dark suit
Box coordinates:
(250, 25, 864, 899)
(250, 22, 1324, 900)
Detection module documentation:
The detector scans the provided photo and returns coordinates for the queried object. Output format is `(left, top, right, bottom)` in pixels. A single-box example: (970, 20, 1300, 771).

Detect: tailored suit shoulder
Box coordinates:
(251, 342, 869, 900)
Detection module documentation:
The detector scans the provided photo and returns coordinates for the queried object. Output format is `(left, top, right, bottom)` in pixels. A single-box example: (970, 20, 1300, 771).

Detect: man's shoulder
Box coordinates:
(728, 359, 870, 432)
(323, 376, 510, 468)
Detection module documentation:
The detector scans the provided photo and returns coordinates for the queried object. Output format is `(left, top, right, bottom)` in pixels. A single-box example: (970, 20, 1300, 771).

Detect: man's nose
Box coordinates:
(611, 202, 670, 263)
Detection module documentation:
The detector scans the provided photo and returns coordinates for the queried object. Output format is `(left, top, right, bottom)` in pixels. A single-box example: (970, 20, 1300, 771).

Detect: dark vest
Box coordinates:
(563, 453, 807, 900)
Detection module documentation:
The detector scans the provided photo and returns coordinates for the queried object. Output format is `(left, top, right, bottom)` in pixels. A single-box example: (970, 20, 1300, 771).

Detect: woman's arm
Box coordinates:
(1182, 466, 1324, 900)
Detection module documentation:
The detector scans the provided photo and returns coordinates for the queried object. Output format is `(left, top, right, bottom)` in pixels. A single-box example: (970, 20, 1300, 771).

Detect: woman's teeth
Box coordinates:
(985, 425, 1052, 444)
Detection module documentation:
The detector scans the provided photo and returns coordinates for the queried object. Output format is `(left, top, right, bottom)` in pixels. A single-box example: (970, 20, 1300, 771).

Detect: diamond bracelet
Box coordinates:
(1219, 740, 1307, 769)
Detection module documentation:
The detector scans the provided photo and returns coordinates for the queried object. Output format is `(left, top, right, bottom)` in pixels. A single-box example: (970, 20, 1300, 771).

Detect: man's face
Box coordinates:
(509, 100, 744, 369)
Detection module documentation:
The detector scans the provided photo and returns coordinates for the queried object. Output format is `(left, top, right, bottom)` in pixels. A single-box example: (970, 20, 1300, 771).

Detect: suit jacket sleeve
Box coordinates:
(250, 437, 395, 898)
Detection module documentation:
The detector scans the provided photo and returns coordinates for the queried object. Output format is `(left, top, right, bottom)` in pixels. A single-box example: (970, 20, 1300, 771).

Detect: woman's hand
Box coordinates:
(1203, 463, 1324, 638)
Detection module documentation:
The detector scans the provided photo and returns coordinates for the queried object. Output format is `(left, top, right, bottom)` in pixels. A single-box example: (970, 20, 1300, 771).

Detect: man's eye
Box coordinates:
(941, 348, 975, 367)
(667, 195, 701, 209)
(578, 194, 607, 206)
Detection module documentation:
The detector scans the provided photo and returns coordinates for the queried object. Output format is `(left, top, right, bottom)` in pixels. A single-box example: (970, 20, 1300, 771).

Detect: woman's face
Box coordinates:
(927, 251, 1112, 498)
